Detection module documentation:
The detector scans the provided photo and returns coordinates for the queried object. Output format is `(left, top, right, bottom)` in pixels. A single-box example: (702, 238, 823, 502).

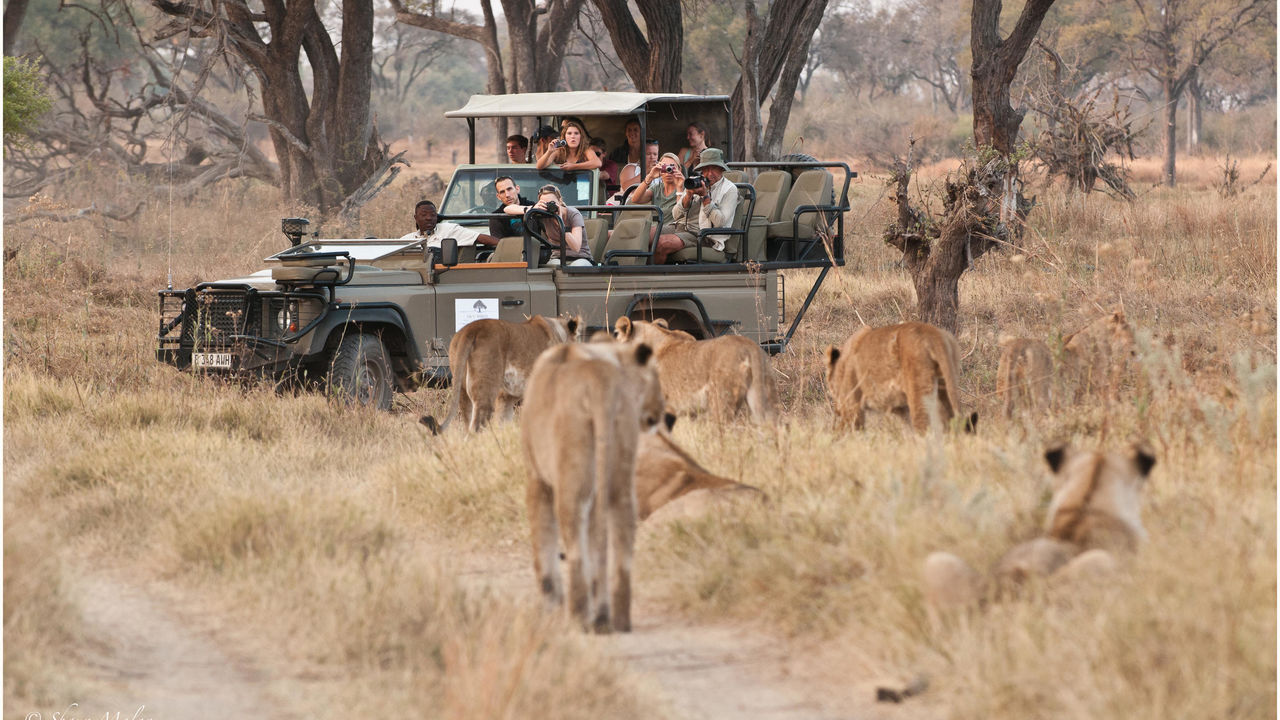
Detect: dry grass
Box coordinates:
(3, 158, 1275, 718)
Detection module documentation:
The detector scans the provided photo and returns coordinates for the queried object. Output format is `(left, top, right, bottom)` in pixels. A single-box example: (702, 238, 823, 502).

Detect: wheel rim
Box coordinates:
(355, 358, 383, 405)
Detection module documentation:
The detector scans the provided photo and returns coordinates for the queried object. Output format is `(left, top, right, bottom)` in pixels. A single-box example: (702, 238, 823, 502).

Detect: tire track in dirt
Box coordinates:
(66, 570, 292, 720)
(452, 542, 905, 720)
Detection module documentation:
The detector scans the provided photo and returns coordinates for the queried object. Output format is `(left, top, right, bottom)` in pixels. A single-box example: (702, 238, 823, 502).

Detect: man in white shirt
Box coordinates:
(657, 147, 737, 263)
(399, 200, 498, 248)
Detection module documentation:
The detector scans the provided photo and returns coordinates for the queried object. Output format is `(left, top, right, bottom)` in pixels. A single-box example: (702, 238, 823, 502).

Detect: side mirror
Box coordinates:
(440, 237, 459, 267)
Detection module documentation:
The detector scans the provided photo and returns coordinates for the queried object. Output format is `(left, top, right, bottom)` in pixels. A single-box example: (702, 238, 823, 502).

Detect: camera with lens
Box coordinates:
(544, 201, 559, 215)
(684, 173, 705, 190)
(551, 138, 567, 149)
(661, 164, 677, 174)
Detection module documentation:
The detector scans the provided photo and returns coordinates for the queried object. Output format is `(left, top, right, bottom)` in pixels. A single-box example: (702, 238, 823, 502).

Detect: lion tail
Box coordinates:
(937, 334, 975, 432)
(422, 334, 476, 435)
(745, 345, 778, 423)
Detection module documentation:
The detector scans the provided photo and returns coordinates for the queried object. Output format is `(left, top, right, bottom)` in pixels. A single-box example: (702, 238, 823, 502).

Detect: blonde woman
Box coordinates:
(536, 119, 602, 172)
(629, 152, 684, 228)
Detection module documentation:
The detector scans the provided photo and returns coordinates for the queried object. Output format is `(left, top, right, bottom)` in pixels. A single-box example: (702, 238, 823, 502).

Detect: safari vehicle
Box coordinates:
(156, 91, 854, 408)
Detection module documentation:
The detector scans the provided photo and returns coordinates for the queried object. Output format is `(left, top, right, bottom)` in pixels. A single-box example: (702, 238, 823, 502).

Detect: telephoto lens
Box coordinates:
(684, 174, 705, 190)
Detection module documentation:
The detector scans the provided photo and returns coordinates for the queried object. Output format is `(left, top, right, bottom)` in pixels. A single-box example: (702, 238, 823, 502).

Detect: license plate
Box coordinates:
(192, 352, 233, 369)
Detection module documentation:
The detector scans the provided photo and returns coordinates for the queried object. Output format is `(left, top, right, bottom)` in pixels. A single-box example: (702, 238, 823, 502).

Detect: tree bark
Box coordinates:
(729, 0, 828, 159)
(1163, 76, 1178, 187)
(3, 0, 30, 55)
(739, 1, 763, 162)
(1186, 72, 1201, 155)
(970, 0, 1057, 154)
(589, 0, 682, 92)
(153, 0, 390, 213)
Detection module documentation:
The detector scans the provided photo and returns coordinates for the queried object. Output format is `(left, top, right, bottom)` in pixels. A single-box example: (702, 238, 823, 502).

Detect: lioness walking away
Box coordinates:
(613, 317, 778, 422)
(422, 314, 579, 434)
(996, 336, 1054, 417)
(1063, 308, 1137, 401)
(824, 322, 975, 433)
(522, 341, 665, 633)
(923, 442, 1156, 608)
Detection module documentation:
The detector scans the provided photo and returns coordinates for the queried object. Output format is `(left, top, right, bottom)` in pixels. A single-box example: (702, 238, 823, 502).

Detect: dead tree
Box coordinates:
(884, 143, 1029, 334)
(4, 32, 277, 200)
(151, 0, 405, 214)
(970, 0, 1057, 154)
(1029, 42, 1142, 199)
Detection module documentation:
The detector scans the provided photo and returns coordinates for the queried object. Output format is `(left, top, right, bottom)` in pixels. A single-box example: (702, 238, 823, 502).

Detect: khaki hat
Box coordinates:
(693, 147, 729, 172)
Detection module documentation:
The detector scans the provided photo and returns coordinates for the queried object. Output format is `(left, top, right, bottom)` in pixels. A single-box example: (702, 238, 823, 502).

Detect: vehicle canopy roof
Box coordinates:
(447, 91, 734, 164)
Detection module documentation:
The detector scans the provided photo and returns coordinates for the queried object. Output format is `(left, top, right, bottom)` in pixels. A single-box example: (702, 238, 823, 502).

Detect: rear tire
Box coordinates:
(328, 332, 393, 410)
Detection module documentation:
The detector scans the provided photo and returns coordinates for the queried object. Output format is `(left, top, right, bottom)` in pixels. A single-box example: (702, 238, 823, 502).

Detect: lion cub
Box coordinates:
(422, 314, 579, 434)
(824, 322, 975, 433)
(522, 340, 664, 633)
(923, 443, 1156, 608)
(613, 317, 778, 422)
(1062, 308, 1137, 400)
(996, 336, 1054, 417)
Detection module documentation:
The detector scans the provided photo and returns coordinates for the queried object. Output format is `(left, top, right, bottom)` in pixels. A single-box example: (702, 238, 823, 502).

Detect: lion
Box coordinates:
(996, 336, 1054, 418)
(922, 442, 1156, 608)
(521, 340, 665, 633)
(613, 317, 779, 422)
(1062, 308, 1137, 401)
(635, 425, 764, 521)
(421, 314, 579, 434)
(824, 322, 975, 433)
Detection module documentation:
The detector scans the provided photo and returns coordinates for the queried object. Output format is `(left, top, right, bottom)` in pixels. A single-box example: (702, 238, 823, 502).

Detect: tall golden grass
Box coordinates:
(3, 159, 1275, 718)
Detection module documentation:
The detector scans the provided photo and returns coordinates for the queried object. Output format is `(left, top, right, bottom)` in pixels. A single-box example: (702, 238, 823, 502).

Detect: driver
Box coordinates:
(401, 200, 498, 248)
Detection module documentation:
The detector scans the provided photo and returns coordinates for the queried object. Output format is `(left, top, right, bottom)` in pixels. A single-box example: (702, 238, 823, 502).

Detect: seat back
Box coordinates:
(778, 169, 833, 237)
(753, 170, 793, 223)
(724, 169, 746, 184)
(489, 236, 524, 263)
(585, 218, 610, 263)
(601, 217, 653, 265)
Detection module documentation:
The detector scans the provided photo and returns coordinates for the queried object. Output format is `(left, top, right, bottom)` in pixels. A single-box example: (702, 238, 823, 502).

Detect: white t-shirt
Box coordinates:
(399, 221, 484, 247)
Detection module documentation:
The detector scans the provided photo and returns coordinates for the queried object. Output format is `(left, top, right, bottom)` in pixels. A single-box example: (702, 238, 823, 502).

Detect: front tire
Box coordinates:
(328, 332, 393, 410)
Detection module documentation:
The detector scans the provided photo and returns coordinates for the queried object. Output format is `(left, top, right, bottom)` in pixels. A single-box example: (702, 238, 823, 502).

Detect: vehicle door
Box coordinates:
(432, 265, 534, 347)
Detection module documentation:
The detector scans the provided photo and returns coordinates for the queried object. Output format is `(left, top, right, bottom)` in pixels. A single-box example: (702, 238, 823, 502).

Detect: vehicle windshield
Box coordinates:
(439, 166, 595, 224)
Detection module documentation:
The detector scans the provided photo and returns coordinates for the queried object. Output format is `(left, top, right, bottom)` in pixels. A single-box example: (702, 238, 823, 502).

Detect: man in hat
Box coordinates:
(654, 147, 737, 264)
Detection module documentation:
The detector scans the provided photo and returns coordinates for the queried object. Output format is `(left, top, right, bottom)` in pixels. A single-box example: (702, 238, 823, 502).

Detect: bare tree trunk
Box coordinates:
(739, 1, 762, 162)
(3, 0, 30, 55)
(1163, 76, 1178, 187)
(589, 0, 682, 92)
(1186, 73, 1202, 155)
(759, 0, 824, 158)
(970, 0, 1056, 154)
(729, 0, 828, 159)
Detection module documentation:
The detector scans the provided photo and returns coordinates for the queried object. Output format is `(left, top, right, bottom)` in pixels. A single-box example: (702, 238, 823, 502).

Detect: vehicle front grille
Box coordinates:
(192, 289, 252, 347)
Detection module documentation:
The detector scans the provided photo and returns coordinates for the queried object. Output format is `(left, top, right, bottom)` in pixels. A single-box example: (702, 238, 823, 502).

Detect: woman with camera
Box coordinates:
(628, 152, 685, 226)
(527, 185, 592, 266)
(535, 119, 602, 172)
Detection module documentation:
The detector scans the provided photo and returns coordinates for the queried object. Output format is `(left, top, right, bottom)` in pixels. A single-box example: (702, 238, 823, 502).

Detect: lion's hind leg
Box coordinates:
(556, 460, 597, 631)
(526, 470, 562, 609)
(605, 443, 639, 633)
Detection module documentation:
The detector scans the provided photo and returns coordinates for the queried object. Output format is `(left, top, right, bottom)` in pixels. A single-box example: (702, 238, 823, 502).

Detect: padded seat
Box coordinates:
(600, 217, 653, 265)
(668, 185, 754, 264)
(585, 218, 610, 263)
(489, 236, 524, 263)
(766, 169, 834, 239)
(753, 170, 792, 223)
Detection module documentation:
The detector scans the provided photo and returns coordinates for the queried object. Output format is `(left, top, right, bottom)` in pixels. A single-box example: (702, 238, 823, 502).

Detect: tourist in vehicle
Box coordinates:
(536, 119, 601, 172)
(677, 122, 710, 174)
(590, 137, 620, 190)
(531, 125, 559, 163)
(401, 200, 498, 248)
(506, 134, 529, 164)
(489, 176, 532, 239)
(608, 118, 644, 169)
(645, 138, 660, 173)
(628, 152, 684, 232)
(655, 148, 735, 264)
(529, 185, 592, 266)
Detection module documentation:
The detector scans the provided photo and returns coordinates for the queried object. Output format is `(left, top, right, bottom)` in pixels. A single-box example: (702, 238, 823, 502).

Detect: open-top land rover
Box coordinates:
(156, 91, 854, 408)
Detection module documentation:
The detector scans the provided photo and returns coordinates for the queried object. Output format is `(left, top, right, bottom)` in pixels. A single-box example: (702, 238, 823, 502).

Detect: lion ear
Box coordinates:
(824, 346, 841, 368)
(634, 343, 654, 366)
(663, 412, 677, 431)
(1132, 445, 1156, 478)
(566, 317, 580, 337)
(1044, 444, 1069, 473)
(653, 318, 670, 329)
(614, 316, 632, 340)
